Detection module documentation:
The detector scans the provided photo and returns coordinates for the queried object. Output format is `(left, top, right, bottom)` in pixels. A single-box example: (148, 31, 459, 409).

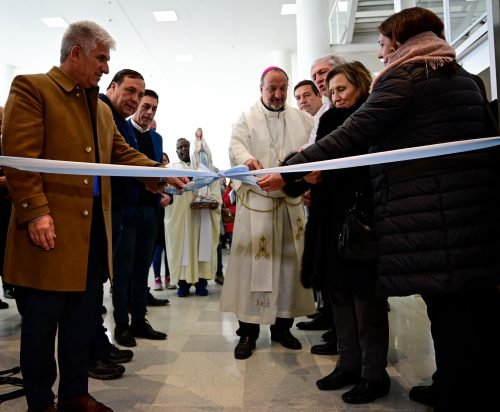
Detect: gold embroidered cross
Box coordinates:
(255, 236, 271, 260)
(295, 217, 304, 240)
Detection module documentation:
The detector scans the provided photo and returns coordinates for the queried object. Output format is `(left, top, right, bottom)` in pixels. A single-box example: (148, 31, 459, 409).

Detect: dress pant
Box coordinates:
(330, 290, 389, 381)
(16, 200, 106, 409)
(89, 281, 110, 361)
(112, 205, 158, 326)
(216, 241, 223, 276)
(237, 318, 294, 340)
(422, 289, 500, 411)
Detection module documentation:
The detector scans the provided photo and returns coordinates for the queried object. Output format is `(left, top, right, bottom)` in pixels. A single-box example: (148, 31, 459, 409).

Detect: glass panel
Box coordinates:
(448, 0, 487, 44)
(417, 0, 487, 45)
(330, 0, 350, 45)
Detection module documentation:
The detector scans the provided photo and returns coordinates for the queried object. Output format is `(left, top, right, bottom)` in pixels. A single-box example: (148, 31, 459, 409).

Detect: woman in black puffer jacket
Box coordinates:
(258, 7, 500, 412)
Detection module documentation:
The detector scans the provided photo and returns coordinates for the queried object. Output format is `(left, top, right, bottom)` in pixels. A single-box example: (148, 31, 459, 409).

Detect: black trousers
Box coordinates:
(237, 318, 294, 340)
(422, 288, 500, 411)
(330, 290, 388, 380)
(16, 201, 106, 409)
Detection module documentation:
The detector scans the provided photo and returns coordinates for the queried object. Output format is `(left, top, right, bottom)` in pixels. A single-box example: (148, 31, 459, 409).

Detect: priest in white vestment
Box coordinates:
(164, 138, 221, 297)
(220, 67, 316, 359)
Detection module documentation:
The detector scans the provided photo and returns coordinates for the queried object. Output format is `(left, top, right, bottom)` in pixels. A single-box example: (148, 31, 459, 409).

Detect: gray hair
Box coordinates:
(310, 54, 346, 73)
(60, 21, 116, 63)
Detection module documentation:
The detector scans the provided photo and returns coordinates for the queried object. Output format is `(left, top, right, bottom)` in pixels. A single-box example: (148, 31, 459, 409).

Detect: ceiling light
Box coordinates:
(281, 4, 297, 15)
(153, 10, 178, 22)
(175, 54, 194, 62)
(41, 17, 68, 28)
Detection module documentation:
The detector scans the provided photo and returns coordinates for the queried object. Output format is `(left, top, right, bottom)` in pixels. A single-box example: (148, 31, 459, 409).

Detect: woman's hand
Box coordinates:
(257, 173, 285, 192)
(303, 171, 322, 184)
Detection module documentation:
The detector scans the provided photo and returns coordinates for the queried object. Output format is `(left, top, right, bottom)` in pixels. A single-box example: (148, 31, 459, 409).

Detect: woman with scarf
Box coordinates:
(258, 7, 500, 412)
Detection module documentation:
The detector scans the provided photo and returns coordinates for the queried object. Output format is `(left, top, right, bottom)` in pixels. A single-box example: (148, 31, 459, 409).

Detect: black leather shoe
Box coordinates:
(234, 336, 256, 359)
(147, 291, 169, 306)
(321, 328, 335, 342)
(131, 318, 167, 340)
(0, 299, 8, 309)
(27, 404, 57, 412)
(270, 328, 302, 350)
(311, 339, 338, 355)
(341, 375, 390, 404)
(316, 368, 360, 390)
(409, 385, 437, 406)
(296, 315, 330, 330)
(106, 343, 133, 364)
(114, 325, 137, 347)
(88, 359, 125, 380)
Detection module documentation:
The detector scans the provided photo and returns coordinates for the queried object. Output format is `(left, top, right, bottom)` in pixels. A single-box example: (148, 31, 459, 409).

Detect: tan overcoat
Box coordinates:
(1, 67, 158, 292)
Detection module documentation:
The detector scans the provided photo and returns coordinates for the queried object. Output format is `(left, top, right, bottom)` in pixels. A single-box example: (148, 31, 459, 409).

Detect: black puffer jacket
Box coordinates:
(284, 63, 500, 297)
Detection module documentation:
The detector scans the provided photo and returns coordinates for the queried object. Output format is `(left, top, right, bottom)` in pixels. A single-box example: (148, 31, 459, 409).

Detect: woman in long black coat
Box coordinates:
(260, 7, 500, 412)
(284, 62, 390, 404)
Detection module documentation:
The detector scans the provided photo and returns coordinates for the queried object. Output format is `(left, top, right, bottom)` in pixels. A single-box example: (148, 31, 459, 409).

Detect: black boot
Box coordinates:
(341, 372, 390, 404)
(270, 328, 301, 350)
(296, 314, 330, 330)
(409, 385, 438, 406)
(114, 324, 137, 347)
(105, 343, 133, 364)
(316, 368, 360, 390)
(147, 287, 169, 306)
(234, 336, 256, 359)
(130, 318, 167, 340)
(88, 359, 125, 380)
(311, 338, 338, 355)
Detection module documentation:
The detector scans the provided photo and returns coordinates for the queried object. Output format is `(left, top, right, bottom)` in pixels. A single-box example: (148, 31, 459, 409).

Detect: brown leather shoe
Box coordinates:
(58, 394, 113, 412)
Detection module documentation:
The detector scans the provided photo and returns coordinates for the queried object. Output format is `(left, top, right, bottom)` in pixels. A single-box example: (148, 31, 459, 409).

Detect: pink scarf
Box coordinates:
(371, 31, 456, 90)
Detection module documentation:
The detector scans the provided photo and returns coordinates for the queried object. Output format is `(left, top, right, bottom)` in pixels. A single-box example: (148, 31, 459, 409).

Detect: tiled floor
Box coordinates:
(0, 249, 435, 411)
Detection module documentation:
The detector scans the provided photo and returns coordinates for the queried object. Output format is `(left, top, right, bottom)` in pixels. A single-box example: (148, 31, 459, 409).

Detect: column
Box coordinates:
(295, 0, 330, 82)
(487, 0, 500, 104)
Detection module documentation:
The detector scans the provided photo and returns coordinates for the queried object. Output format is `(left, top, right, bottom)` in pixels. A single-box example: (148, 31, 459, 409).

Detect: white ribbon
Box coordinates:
(1, 136, 500, 182)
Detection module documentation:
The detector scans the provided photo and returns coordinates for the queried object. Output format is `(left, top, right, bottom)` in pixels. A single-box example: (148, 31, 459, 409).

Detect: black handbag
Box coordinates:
(337, 193, 377, 261)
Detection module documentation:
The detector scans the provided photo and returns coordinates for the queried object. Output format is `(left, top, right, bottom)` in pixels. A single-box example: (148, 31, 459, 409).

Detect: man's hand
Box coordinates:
(165, 176, 188, 190)
(303, 190, 312, 207)
(303, 171, 322, 184)
(257, 173, 285, 192)
(160, 193, 172, 208)
(28, 214, 56, 251)
(244, 158, 263, 171)
(146, 176, 188, 194)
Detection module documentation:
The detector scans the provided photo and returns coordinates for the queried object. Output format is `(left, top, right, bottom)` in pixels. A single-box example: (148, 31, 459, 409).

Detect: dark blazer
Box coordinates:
(284, 63, 500, 297)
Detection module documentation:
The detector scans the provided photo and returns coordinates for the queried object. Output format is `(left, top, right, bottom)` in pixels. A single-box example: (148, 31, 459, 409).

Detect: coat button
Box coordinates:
(83, 178, 90, 185)
(85, 146, 92, 153)
(81, 210, 89, 217)
(21, 202, 28, 208)
(76, 93, 80, 97)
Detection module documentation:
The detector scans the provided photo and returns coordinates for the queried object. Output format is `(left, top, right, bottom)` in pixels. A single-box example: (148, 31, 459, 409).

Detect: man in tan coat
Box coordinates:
(1, 21, 184, 412)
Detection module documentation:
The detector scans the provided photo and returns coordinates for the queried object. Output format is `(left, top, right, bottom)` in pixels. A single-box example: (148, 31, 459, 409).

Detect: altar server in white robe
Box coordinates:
(164, 138, 221, 297)
(220, 66, 316, 360)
